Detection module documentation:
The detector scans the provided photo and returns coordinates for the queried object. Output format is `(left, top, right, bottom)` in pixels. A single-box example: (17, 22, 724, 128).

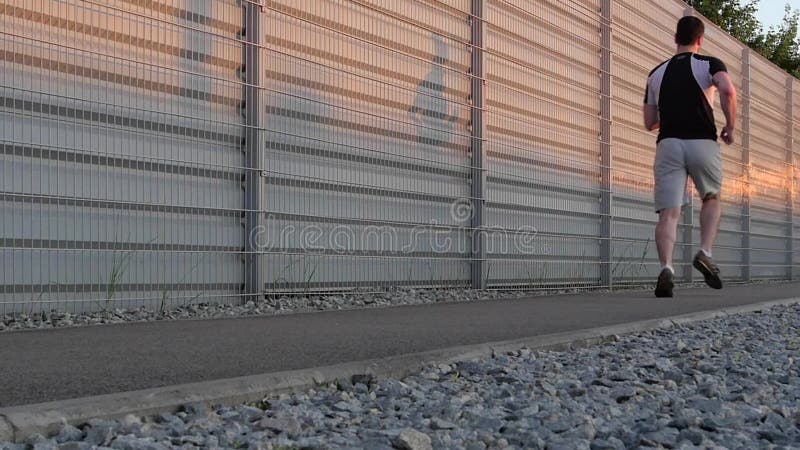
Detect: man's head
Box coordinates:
(675, 16, 704, 48)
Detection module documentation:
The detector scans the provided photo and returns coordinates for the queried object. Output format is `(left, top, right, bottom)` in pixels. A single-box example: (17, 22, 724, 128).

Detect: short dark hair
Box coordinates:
(676, 16, 704, 46)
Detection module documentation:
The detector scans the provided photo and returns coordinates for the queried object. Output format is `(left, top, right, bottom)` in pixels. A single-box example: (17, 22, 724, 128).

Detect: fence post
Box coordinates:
(787, 76, 795, 280)
(599, 0, 613, 288)
(682, 7, 695, 283)
(470, 0, 486, 289)
(243, 1, 263, 300)
(741, 48, 752, 281)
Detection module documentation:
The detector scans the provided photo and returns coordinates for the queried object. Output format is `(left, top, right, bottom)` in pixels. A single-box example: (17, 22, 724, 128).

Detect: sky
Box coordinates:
(755, 0, 800, 29)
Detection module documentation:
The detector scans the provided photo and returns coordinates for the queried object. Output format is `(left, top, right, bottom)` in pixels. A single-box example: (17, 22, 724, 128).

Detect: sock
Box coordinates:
(662, 265, 674, 274)
(701, 249, 712, 258)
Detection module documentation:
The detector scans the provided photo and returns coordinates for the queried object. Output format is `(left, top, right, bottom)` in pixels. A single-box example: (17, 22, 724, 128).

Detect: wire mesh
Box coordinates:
(2, 0, 247, 313)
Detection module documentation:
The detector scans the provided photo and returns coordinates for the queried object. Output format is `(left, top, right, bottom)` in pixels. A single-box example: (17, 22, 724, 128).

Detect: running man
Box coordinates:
(643, 16, 738, 297)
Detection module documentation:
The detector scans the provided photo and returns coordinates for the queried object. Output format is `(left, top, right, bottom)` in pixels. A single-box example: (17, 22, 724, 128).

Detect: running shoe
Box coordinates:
(655, 268, 674, 298)
(693, 251, 723, 289)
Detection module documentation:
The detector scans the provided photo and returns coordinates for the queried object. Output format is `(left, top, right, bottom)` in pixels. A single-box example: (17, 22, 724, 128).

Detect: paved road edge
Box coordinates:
(2, 296, 798, 442)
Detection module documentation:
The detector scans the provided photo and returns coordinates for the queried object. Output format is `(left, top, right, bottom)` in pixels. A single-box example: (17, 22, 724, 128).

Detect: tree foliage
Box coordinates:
(685, 0, 800, 77)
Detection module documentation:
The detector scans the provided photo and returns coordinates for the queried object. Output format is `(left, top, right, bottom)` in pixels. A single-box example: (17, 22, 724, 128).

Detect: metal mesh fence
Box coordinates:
(1, 0, 798, 313)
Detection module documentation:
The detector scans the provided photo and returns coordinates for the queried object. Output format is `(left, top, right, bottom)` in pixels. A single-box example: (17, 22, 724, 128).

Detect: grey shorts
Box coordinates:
(654, 138, 722, 213)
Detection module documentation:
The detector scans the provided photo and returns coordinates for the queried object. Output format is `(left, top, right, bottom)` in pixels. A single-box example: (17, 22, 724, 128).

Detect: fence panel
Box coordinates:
(793, 79, 800, 279)
(261, 0, 474, 291)
(748, 55, 793, 279)
(1, 0, 797, 313)
(1, 0, 247, 313)
(483, 0, 603, 289)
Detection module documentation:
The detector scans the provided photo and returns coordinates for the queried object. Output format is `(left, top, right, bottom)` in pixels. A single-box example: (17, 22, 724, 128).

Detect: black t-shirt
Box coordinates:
(644, 52, 727, 142)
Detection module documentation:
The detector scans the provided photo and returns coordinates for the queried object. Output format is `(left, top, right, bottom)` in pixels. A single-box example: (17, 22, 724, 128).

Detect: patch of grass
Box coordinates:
(102, 236, 157, 311)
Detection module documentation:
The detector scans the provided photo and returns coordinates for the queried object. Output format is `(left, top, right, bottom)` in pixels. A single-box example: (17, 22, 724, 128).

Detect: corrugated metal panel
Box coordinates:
(483, 0, 603, 288)
(794, 80, 800, 279)
(1, 0, 246, 312)
(748, 55, 791, 278)
(262, 0, 473, 291)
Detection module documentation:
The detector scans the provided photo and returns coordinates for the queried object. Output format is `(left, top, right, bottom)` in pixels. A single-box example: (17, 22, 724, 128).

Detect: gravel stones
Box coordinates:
(0, 288, 539, 332)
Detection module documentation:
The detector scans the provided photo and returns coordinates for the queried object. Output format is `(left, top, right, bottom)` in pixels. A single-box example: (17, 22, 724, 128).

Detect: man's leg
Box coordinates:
(699, 194, 721, 254)
(656, 206, 682, 270)
(654, 206, 681, 297)
(686, 140, 723, 289)
(653, 139, 686, 297)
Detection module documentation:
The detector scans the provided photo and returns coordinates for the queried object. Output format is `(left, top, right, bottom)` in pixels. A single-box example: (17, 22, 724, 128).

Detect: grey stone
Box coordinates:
(429, 418, 456, 430)
(336, 377, 354, 391)
(643, 428, 679, 447)
(590, 438, 625, 450)
(54, 424, 84, 443)
(332, 400, 363, 414)
(696, 363, 717, 374)
(664, 370, 685, 383)
(24, 433, 49, 446)
(615, 429, 640, 447)
(537, 380, 557, 396)
(757, 425, 791, 444)
(108, 435, 168, 450)
(56, 443, 90, 450)
(236, 406, 265, 423)
(678, 429, 705, 446)
(545, 420, 574, 434)
(591, 379, 614, 388)
(392, 429, 432, 450)
(465, 442, 487, 450)
(610, 387, 636, 403)
(420, 372, 439, 381)
(32, 440, 58, 450)
(669, 411, 702, 430)
(84, 424, 114, 447)
(256, 417, 301, 435)
(564, 423, 596, 441)
(689, 398, 723, 414)
(607, 371, 635, 382)
(546, 437, 591, 450)
(178, 435, 204, 446)
(474, 417, 504, 432)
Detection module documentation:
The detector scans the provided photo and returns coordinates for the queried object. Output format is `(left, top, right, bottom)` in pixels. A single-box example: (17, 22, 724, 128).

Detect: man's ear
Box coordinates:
(697, 35, 704, 48)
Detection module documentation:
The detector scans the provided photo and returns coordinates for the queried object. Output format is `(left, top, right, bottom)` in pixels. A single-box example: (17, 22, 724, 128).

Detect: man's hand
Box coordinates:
(720, 125, 734, 145)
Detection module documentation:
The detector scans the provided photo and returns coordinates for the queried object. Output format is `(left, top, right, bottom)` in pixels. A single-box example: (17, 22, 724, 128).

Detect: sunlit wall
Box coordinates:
(1, 0, 797, 312)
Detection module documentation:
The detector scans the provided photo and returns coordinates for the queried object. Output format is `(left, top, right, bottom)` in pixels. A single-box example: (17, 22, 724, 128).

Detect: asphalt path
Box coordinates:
(1, 282, 798, 407)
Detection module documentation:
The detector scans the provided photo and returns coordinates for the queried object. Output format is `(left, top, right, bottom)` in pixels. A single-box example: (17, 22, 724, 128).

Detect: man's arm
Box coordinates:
(713, 71, 737, 145)
(643, 104, 660, 131)
(643, 79, 659, 131)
